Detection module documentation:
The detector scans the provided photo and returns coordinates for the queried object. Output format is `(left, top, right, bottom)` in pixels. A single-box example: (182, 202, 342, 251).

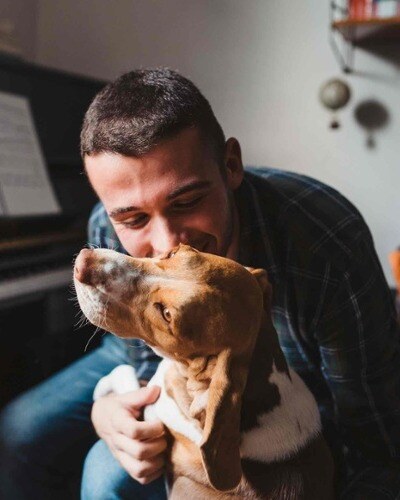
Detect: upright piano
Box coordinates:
(0, 57, 106, 405)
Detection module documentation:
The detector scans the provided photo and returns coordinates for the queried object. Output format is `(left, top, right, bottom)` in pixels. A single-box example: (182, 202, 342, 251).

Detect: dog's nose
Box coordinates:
(74, 248, 94, 284)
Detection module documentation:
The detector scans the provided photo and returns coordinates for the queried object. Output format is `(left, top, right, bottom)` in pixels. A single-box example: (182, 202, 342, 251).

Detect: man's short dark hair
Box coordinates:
(80, 68, 226, 165)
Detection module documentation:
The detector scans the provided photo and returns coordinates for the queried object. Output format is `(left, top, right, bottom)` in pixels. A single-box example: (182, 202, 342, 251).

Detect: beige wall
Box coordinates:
(17, 0, 400, 284)
(0, 0, 38, 59)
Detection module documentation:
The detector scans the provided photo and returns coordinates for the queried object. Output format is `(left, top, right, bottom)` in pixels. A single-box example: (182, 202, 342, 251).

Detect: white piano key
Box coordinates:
(0, 266, 73, 301)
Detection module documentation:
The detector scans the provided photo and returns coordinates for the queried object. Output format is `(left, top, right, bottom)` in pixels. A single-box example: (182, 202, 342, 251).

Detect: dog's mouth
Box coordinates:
(147, 343, 170, 359)
(74, 280, 110, 329)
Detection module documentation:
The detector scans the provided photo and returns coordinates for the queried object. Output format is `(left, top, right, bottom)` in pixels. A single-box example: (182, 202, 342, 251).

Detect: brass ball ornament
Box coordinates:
(319, 78, 351, 129)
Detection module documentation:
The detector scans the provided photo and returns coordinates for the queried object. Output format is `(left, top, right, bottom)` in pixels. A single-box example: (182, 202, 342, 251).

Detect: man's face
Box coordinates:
(84, 128, 243, 258)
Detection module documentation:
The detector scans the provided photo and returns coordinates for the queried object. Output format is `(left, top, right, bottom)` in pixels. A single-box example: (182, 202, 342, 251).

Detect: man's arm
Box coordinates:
(314, 231, 400, 499)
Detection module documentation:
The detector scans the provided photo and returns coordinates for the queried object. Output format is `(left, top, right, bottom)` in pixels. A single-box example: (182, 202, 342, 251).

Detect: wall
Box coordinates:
(32, 0, 400, 285)
(0, 0, 38, 59)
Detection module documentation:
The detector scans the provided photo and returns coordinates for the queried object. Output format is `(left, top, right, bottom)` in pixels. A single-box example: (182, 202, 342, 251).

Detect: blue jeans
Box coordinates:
(0, 335, 167, 500)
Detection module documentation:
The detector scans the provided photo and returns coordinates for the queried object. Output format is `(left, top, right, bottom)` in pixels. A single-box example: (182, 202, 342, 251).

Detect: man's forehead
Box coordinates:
(85, 127, 216, 169)
(85, 142, 219, 186)
(107, 180, 213, 218)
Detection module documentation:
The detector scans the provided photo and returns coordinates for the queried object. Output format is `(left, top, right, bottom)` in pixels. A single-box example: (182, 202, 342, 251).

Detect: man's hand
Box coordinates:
(91, 386, 167, 485)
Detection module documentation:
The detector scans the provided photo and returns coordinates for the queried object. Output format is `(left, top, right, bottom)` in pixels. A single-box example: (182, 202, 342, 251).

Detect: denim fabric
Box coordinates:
(0, 335, 165, 499)
(81, 439, 167, 500)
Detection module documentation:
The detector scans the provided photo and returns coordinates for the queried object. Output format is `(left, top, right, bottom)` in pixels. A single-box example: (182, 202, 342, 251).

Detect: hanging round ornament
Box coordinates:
(319, 78, 351, 129)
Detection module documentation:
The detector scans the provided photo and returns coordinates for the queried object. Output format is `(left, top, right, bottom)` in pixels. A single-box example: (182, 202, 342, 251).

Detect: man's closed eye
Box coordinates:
(171, 195, 205, 211)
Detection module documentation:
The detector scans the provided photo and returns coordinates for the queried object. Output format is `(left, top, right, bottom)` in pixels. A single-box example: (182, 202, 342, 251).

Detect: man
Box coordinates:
(1, 68, 400, 500)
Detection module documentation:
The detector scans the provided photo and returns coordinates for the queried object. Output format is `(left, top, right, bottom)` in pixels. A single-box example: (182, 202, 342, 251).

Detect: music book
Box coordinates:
(0, 91, 60, 217)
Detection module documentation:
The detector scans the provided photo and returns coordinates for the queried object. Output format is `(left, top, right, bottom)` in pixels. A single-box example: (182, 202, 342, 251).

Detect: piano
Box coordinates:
(0, 57, 105, 404)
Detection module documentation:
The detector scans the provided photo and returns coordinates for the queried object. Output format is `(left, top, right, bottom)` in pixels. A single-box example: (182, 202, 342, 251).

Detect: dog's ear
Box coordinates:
(199, 348, 248, 492)
(245, 267, 272, 312)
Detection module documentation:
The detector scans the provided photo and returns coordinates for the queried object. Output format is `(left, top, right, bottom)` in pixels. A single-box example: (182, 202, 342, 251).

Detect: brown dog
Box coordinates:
(74, 244, 334, 499)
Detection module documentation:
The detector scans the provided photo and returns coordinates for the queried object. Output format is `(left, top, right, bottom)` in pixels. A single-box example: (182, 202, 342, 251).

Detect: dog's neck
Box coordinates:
(173, 356, 217, 428)
(171, 311, 287, 431)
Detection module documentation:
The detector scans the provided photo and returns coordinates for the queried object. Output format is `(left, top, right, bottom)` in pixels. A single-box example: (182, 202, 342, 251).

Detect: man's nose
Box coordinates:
(148, 218, 183, 257)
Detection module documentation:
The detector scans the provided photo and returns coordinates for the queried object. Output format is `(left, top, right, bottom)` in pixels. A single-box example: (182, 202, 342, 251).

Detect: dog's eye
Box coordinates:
(162, 307, 172, 322)
(160, 248, 178, 260)
(154, 303, 172, 322)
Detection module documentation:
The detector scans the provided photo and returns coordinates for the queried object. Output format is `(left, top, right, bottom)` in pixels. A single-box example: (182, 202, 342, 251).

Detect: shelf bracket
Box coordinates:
(330, 1, 355, 73)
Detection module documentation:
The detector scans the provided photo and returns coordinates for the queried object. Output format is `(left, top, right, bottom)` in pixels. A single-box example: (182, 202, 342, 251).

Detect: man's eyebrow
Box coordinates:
(108, 181, 212, 218)
(166, 180, 211, 200)
(109, 206, 140, 218)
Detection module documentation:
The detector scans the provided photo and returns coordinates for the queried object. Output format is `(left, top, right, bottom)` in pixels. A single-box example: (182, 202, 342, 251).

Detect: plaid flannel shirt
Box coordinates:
(88, 167, 400, 498)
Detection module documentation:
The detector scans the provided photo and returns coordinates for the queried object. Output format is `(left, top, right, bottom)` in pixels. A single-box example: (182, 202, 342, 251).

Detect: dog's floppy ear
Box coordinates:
(199, 348, 248, 491)
(246, 267, 272, 311)
(199, 266, 266, 491)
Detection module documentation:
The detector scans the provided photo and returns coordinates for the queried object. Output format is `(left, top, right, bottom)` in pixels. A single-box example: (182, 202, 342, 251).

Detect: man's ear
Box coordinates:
(224, 138, 244, 190)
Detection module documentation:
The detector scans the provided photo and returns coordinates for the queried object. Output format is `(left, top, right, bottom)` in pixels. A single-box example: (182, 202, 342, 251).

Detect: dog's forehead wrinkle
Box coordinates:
(144, 275, 199, 288)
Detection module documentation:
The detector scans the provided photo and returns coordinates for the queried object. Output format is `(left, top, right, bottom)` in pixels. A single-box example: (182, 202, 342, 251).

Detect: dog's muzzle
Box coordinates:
(74, 248, 95, 285)
(74, 248, 145, 299)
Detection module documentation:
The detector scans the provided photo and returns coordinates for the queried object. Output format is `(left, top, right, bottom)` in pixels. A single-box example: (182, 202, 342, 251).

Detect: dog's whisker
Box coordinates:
(104, 294, 111, 324)
(105, 241, 119, 252)
(84, 330, 99, 352)
(74, 311, 91, 329)
(93, 299, 109, 333)
(74, 309, 84, 319)
(78, 318, 88, 328)
(85, 242, 100, 250)
(98, 312, 108, 331)
(75, 312, 85, 322)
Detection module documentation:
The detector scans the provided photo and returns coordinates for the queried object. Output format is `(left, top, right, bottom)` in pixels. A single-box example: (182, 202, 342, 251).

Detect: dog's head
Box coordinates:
(74, 244, 271, 491)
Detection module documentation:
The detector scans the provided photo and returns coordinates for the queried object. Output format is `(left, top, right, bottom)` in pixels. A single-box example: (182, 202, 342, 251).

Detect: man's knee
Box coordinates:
(0, 394, 43, 459)
(82, 439, 167, 500)
(82, 439, 131, 500)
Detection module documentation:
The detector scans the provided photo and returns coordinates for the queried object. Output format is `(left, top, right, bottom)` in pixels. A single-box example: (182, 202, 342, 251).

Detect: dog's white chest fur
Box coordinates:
(94, 359, 321, 464)
(240, 363, 321, 462)
(147, 360, 321, 463)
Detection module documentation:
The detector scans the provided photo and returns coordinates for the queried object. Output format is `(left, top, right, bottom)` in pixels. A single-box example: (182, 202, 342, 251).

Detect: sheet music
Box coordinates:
(0, 91, 60, 216)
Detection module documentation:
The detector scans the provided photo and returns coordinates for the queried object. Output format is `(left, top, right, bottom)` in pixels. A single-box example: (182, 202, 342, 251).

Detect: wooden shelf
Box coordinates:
(332, 16, 400, 43)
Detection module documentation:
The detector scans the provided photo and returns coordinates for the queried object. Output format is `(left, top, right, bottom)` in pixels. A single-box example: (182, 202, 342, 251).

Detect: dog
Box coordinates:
(74, 244, 334, 499)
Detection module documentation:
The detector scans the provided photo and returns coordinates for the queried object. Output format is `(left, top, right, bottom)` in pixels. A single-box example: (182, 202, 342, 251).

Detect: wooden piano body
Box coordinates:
(0, 57, 105, 406)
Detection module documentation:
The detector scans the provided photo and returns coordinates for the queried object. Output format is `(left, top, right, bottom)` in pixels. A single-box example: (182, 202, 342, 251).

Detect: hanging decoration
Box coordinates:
(319, 78, 351, 129)
(354, 99, 389, 148)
